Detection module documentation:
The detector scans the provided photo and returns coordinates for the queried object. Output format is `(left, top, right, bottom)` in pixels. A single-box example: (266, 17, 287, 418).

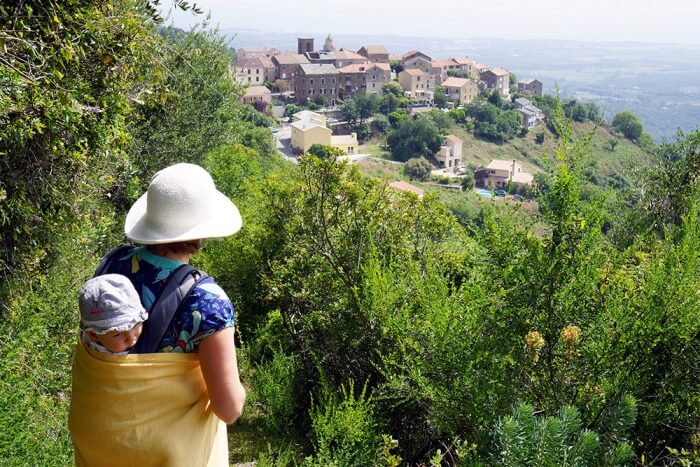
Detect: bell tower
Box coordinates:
(297, 37, 314, 54)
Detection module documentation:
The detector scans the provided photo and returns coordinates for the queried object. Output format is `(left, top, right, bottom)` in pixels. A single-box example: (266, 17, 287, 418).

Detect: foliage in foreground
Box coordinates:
(243, 128, 700, 465)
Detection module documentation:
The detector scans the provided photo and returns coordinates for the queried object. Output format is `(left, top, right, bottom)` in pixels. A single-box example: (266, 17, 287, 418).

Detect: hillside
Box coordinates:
(359, 120, 654, 189)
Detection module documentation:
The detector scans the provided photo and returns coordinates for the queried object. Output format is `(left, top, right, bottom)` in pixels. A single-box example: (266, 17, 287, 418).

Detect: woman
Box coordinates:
(70, 163, 246, 466)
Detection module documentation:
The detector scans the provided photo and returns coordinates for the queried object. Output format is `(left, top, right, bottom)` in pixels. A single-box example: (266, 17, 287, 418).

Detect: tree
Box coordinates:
(387, 118, 443, 162)
(605, 137, 619, 151)
(355, 93, 381, 123)
(461, 171, 475, 191)
(433, 86, 448, 109)
(308, 144, 343, 159)
(314, 94, 328, 107)
(353, 123, 371, 142)
(127, 27, 242, 185)
(474, 110, 522, 143)
(389, 60, 403, 73)
(612, 110, 643, 141)
(388, 110, 409, 128)
(284, 103, 301, 118)
(383, 81, 403, 98)
(509, 71, 518, 94)
(425, 109, 452, 131)
(0, 0, 158, 278)
(342, 98, 360, 124)
(371, 114, 390, 134)
(487, 90, 504, 108)
(535, 131, 546, 144)
(403, 157, 433, 181)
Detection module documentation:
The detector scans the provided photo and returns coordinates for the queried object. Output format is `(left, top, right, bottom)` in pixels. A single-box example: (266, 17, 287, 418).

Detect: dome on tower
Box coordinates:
(323, 33, 336, 52)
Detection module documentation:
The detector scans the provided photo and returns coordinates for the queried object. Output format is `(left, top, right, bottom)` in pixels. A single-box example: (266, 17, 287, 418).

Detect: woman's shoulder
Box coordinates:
(192, 277, 231, 302)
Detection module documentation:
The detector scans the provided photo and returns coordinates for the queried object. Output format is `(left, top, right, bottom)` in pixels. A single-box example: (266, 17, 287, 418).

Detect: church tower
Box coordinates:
(297, 37, 314, 54)
(322, 33, 336, 52)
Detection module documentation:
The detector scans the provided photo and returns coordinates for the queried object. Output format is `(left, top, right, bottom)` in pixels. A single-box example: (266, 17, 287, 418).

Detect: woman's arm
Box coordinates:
(198, 327, 246, 424)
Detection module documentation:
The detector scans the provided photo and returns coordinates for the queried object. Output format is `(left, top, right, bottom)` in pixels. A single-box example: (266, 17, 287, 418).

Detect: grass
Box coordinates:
(358, 136, 391, 159)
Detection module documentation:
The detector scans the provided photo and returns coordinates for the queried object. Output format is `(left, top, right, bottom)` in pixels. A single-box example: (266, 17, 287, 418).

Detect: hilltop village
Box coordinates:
(234, 34, 547, 194)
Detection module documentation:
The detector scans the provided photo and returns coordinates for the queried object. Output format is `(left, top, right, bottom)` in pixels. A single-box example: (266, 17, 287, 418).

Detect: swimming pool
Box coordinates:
(474, 188, 492, 197)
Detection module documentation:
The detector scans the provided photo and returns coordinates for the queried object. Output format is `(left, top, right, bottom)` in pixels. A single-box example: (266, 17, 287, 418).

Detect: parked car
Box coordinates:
(494, 189, 507, 196)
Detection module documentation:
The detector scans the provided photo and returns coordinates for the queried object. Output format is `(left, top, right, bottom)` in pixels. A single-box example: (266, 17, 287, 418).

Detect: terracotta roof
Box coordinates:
(432, 59, 455, 68)
(512, 172, 534, 184)
(519, 78, 539, 84)
(450, 57, 471, 65)
(489, 67, 509, 76)
(390, 180, 424, 197)
(244, 85, 271, 96)
(238, 47, 268, 53)
(388, 54, 403, 61)
(338, 63, 390, 73)
(331, 134, 357, 145)
(338, 64, 369, 73)
(441, 77, 470, 88)
(291, 120, 329, 132)
(445, 134, 463, 144)
(273, 53, 310, 65)
(359, 45, 388, 55)
(402, 50, 432, 61)
(334, 49, 366, 60)
(472, 62, 489, 71)
(299, 63, 338, 75)
(259, 56, 275, 68)
(402, 68, 425, 76)
(487, 159, 517, 171)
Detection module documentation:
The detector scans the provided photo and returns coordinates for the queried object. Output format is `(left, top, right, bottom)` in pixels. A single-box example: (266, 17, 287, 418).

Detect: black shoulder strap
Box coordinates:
(129, 265, 209, 354)
(94, 245, 133, 277)
(93, 245, 209, 354)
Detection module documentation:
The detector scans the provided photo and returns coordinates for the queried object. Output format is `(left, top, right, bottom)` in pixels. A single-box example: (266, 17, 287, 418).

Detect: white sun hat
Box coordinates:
(124, 163, 242, 244)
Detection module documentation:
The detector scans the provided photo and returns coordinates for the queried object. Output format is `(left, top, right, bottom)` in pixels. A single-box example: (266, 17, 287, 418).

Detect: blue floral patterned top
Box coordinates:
(102, 246, 235, 353)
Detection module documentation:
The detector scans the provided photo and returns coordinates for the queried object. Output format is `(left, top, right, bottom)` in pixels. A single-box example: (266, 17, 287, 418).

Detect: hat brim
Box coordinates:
(124, 190, 242, 245)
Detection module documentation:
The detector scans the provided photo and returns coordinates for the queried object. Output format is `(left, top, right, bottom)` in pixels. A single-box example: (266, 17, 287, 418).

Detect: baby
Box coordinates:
(79, 274, 147, 354)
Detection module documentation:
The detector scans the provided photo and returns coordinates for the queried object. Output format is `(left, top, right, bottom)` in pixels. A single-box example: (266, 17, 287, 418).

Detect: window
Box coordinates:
(331, 78, 336, 84)
(310, 79, 314, 85)
(321, 78, 325, 84)
(256, 77, 259, 82)
(247, 69, 251, 74)
(417, 76, 420, 81)
(256, 69, 259, 74)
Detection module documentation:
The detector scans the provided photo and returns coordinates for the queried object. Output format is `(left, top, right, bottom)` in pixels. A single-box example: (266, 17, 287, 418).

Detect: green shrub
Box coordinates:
(404, 157, 433, 181)
(493, 400, 635, 466)
(250, 350, 304, 436)
(304, 382, 381, 467)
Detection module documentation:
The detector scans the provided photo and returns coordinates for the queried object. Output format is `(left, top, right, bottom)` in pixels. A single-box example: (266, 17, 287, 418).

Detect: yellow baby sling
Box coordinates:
(69, 340, 228, 466)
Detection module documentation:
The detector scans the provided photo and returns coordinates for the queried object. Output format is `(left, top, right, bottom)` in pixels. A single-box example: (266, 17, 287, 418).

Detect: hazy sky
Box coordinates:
(160, 0, 700, 44)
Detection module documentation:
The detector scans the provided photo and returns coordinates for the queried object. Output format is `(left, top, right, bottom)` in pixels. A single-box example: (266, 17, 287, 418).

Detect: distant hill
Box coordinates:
(223, 28, 700, 142)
